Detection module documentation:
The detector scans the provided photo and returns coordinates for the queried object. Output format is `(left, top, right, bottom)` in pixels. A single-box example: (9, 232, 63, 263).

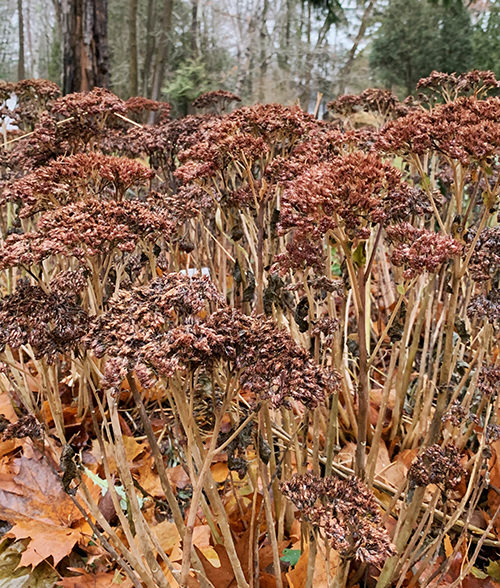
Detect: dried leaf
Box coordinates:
(196, 544, 236, 588)
(57, 568, 133, 587)
(286, 542, 339, 588)
(487, 560, 500, 582)
(8, 521, 81, 568)
(193, 525, 220, 568)
(0, 390, 16, 423)
(0, 450, 87, 568)
(210, 462, 229, 483)
(151, 520, 181, 554)
(0, 452, 82, 527)
(0, 538, 59, 588)
(134, 458, 163, 497)
(167, 465, 191, 489)
(444, 534, 454, 558)
(121, 436, 146, 462)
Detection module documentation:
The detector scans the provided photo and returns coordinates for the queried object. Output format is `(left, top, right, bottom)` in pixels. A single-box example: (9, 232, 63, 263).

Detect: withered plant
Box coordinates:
(0, 72, 498, 588)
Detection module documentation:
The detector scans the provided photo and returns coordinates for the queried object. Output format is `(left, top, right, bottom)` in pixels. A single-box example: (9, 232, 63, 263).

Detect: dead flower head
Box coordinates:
(408, 444, 464, 491)
(0, 272, 89, 362)
(386, 222, 462, 278)
(2, 414, 42, 441)
(0, 199, 173, 270)
(281, 473, 395, 565)
(3, 152, 154, 216)
(88, 274, 337, 408)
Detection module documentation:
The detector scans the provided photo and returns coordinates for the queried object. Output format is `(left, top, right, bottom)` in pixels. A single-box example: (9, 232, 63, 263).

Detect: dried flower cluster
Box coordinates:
(0, 198, 173, 269)
(124, 114, 212, 178)
(2, 414, 42, 441)
(442, 401, 478, 427)
(468, 227, 500, 282)
(192, 90, 241, 112)
(0, 273, 89, 361)
(277, 151, 431, 271)
(175, 103, 315, 189)
(408, 444, 464, 490)
(281, 473, 395, 565)
(416, 70, 499, 100)
(87, 273, 337, 407)
(377, 95, 500, 165)
(327, 88, 407, 121)
(477, 365, 500, 397)
(386, 222, 462, 278)
(125, 96, 170, 118)
(50, 87, 126, 121)
(3, 88, 142, 172)
(0, 79, 60, 132)
(468, 289, 500, 325)
(2, 152, 154, 215)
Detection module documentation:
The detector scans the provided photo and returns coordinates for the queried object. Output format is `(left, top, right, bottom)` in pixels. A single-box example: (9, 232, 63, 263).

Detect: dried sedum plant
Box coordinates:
(0, 72, 498, 588)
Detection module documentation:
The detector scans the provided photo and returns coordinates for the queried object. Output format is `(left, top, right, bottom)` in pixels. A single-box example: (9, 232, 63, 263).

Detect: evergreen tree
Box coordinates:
(471, 5, 500, 75)
(370, 0, 473, 95)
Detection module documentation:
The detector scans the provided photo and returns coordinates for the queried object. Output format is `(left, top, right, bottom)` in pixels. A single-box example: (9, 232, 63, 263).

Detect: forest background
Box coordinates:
(0, 0, 499, 114)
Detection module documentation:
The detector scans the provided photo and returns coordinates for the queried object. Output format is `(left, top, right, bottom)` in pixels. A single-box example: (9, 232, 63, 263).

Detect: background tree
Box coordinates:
(17, 0, 25, 80)
(128, 0, 138, 96)
(471, 2, 500, 74)
(370, 0, 473, 96)
(4, 0, 498, 105)
(59, 0, 109, 93)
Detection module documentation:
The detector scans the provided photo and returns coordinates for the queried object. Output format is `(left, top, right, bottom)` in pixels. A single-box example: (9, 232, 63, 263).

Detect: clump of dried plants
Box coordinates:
(0, 73, 499, 588)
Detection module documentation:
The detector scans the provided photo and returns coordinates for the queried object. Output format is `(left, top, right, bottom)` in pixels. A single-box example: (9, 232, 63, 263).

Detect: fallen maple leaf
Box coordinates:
(57, 568, 133, 587)
(0, 448, 89, 568)
(0, 451, 82, 526)
(8, 521, 82, 568)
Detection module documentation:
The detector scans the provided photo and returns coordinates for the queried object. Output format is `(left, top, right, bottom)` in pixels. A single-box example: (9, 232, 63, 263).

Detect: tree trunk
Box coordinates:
(300, 2, 312, 108)
(150, 0, 173, 102)
(61, 0, 109, 94)
(257, 0, 269, 102)
(142, 0, 156, 96)
(129, 0, 138, 96)
(25, 0, 35, 77)
(17, 0, 25, 80)
(190, 0, 199, 57)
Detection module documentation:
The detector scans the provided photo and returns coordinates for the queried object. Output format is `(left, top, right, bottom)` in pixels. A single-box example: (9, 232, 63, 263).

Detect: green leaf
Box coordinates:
(83, 467, 143, 512)
(352, 242, 366, 267)
(421, 173, 431, 191)
(487, 559, 500, 581)
(331, 246, 342, 277)
(280, 548, 301, 567)
(397, 284, 406, 296)
(470, 566, 488, 579)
